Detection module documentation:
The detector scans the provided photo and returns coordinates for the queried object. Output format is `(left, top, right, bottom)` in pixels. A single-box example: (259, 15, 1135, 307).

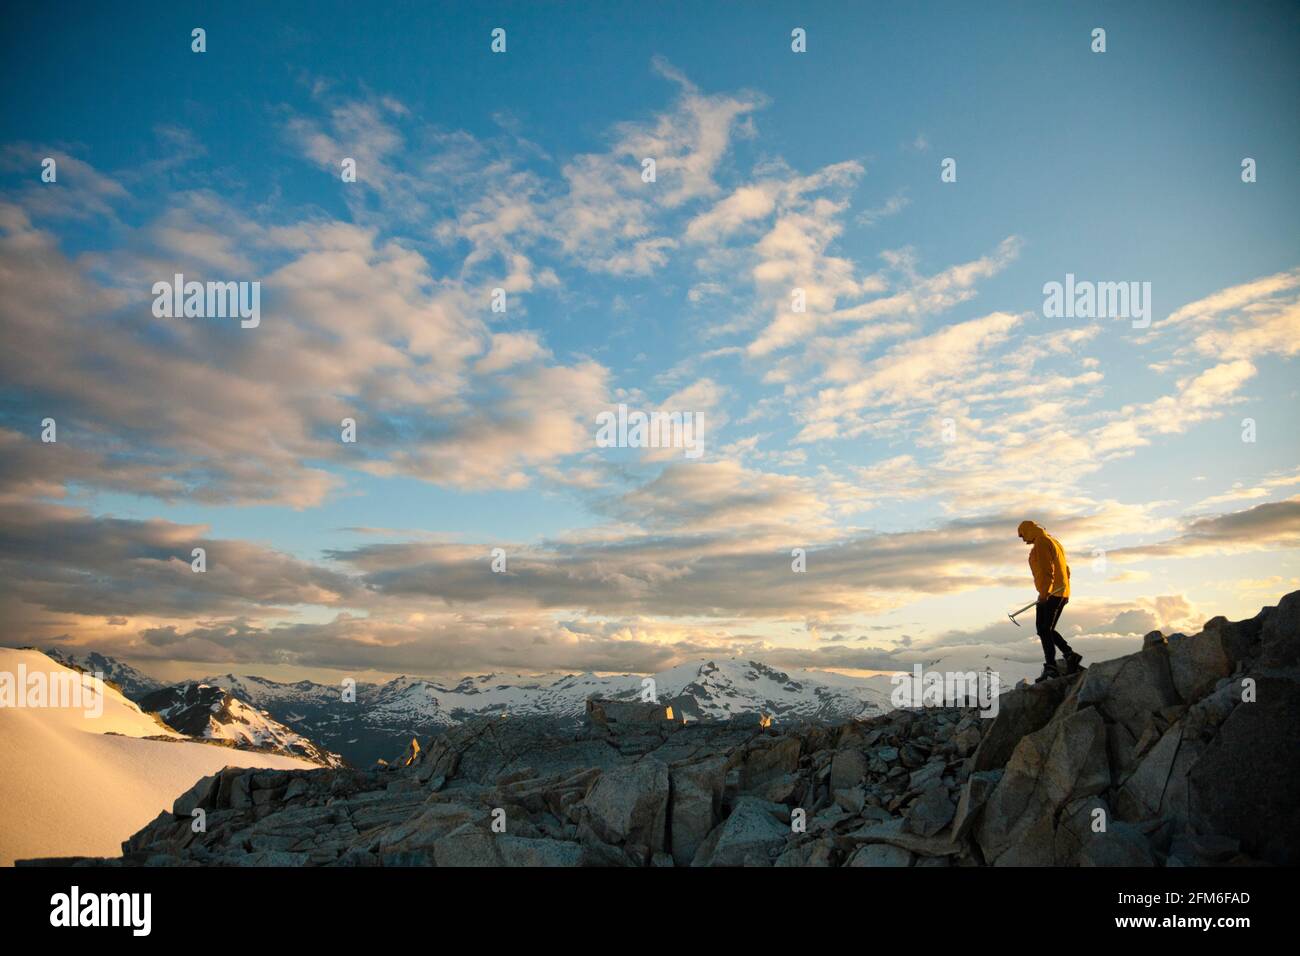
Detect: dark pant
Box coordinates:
(1036, 596, 1072, 665)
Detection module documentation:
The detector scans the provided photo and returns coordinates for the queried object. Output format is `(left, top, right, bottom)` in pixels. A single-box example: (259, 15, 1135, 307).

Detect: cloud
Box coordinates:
(0, 503, 360, 621)
(1157, 267, 1300, 362)
(1195, 469, 1300, 508)
(797, 310, 1025, 441)
(856, 191, 910, 226)
(1164, 268, 1300, 325)
(748, 234, 1020, 361)
(0, 146, 129, 221)
(474, 331, 552, 374)
(3, 61, 1296, 683)
(1109, 498, 1300, 561)
(0, 190, 617, 502)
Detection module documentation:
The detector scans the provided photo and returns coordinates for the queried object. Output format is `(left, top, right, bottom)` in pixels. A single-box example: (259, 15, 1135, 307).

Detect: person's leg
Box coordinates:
(1049, 597, 1072, 655)
(1034, 600, 1058, 666)
(1050, 598, 1084, 673)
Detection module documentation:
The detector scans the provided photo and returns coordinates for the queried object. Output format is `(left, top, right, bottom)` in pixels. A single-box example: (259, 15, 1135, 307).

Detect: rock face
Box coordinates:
(21, 592, 1298, 868)
(1187, 676, 1300, 865)
(585, 698, 683, 729)
(691, 796, 789, 867)
(580, 758, 669, 850)
(669, 757, 727, 864)
(970, 679, 1069, 772)
(139, 682, 347, 768)
(977, 707, 1110, 865)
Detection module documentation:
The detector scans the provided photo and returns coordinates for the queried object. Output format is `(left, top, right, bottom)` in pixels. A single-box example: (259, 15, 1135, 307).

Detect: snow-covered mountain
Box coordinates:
(137, 682, 346, 768)
(195, 658, 897, 766)
(21, 648, 1043, 770)
(0, 648, 315, 866)
(41, 646, 165, 701)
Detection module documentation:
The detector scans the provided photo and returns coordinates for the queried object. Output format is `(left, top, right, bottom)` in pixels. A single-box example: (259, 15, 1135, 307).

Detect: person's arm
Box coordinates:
(1029, 544, 1051, 599)
(1048, 541, 1069, 596)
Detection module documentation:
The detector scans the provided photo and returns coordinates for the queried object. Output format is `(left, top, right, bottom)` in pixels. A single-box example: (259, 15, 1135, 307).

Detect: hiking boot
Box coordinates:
(1034, 663, 1060, 683)
(1063, 651, 1083, 675)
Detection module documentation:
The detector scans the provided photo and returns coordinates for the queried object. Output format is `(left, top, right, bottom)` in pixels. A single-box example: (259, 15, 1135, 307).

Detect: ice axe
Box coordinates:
(1007, 600, 1037, 626)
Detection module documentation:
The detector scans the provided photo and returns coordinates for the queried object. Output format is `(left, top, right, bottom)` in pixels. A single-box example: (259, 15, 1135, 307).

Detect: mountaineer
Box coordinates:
(1017, 520, 1083, 682)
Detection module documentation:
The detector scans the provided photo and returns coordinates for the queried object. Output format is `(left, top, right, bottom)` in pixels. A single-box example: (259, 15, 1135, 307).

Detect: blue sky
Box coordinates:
(1, 1, 1297, 682)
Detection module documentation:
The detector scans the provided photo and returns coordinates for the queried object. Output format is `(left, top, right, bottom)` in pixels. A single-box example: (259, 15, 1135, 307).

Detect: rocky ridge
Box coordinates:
(137, 682, 347, 768)
(23, 592, 1298, 868)
(39, 647, 165, 701)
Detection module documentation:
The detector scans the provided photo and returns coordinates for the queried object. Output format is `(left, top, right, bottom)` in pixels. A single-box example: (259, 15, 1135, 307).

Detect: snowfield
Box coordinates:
(0, 648, 316, 866)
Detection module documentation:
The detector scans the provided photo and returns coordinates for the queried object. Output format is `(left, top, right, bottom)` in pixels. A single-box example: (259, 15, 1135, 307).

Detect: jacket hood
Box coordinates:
(1018, 520, 1045, 541)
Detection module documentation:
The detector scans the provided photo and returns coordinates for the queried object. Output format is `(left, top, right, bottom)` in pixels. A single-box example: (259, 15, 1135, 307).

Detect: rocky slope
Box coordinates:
(137, 683, 347, 768)
(25, 591, 1297, 867)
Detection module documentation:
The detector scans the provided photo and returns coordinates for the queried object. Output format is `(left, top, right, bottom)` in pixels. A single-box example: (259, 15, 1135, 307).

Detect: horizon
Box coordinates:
(39, 641, 1059, 687)
(2, 0, 1298, 687)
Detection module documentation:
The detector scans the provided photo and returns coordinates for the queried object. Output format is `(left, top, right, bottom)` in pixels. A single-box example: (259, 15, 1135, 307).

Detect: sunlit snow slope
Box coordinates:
(0, 648, 315, 865)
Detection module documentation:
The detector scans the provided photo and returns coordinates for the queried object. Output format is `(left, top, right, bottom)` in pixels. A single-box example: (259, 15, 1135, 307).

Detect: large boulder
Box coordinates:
(740, 736, 801, 792)
(1053, 795, 1109, 865)
(1117, 721, 1180, 817)
(1198, 614, 1262, 670)
(1257, 590, 1300, 670)
(172, 772, 221, 817)
(1188, 675, 1300, 865)
(1168, 630, 1232, 704)
(1070, 644, 1180, 740)
(586, 698, 681, 728)
(908, 759, 946, 791)
(829, 747, 868, 792)
(1116, 721, 1201, 830)
(669, 756, 727, 865)
(976, 707, 1110, 865)
(690, 796, 789, 867)
(971, 679, 1070, 772)
(1105, 719, 1141, 780)
(580, 758, 670, 851)
(1182, 679, 1242, 742)
(905, 783, 956, 837)
(951, 770, 1001, 842)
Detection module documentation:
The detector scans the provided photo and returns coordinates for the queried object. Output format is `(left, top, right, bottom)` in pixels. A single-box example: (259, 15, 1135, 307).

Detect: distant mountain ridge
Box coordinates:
(29, 648, 1039, 767)
(137, 683, 346, 768)
(41, 647, 165, 701)
(37, 649, 344, 767)
(192, 659, 901, 766)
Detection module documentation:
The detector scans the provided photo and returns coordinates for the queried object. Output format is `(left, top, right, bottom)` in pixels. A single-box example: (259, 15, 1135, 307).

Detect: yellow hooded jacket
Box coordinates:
(1018, 520, 1070, 600)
